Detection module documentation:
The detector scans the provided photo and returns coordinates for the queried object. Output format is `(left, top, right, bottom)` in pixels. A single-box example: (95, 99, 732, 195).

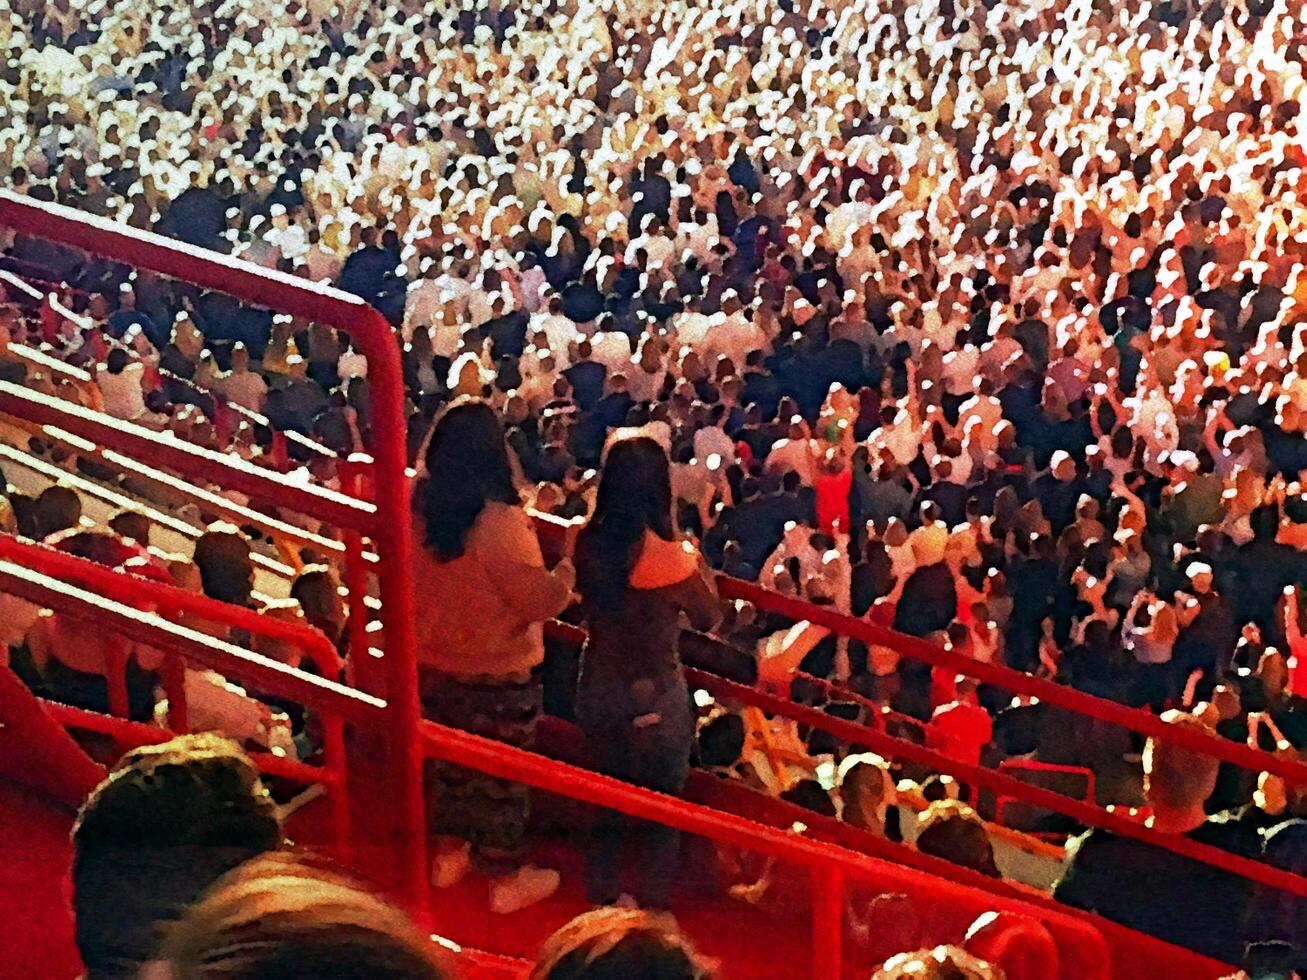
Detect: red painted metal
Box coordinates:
(682, 667, 1307, 899)
(994, 761, 1097, 832)
(0, 560, 382, 724)
(718, 577, 1307, 789)
(0, 380, 370, 532)
(0, 665, 105, 809)
(0, 189, 427, 908)
(418, 717, 1112, 979)
(0, 536, 343, 677)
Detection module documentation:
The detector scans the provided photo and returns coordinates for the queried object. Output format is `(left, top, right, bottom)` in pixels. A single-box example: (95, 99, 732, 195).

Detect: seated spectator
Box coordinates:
(531, 908, 714, 980)
(872, 945, 1005, 980)
(914, 800, 1001, 879)
(150, 853, 452, 980)
(72, 734, 282, 979)
(1054, 710, 1262, 963)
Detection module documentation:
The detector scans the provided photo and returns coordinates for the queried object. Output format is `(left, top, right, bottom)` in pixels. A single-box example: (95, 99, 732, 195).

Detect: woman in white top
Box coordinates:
(96, 347, 147, 421)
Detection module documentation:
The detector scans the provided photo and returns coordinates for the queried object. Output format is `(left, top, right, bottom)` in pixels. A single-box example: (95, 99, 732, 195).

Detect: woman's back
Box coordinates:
(414, 500, 570, 676)
(578, 532, 719, 697)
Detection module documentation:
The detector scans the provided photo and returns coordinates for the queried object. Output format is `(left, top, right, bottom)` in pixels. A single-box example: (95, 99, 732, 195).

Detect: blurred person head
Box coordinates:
(192, 524, 255, 606)
(1143, 710, 1222, 831)
(531, 908, 714, 980)
(914, 800, 1000, 878)
(575, 433, 674, 611)
(149, 853, 452, 980)
(109, 508, 152, 547)
(872, 945, 1006, 979)
(34, 483, 82, 539)
(73, 734, 281, 979)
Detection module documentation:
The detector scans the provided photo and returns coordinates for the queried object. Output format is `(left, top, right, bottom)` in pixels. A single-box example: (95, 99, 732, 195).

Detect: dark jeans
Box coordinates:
(578, 676, 692, 908)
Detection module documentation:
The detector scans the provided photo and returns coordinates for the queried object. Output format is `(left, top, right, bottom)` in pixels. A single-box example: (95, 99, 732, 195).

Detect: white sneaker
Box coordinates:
(430, 839, 472, 889)
(489, 866, 560, 914)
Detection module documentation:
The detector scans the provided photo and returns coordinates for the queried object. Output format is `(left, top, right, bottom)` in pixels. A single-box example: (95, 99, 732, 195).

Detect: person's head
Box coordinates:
(1143, 710, 1222, 826)
(576, 434, 674, 608)
(151, 853, 452, 980)
(192, 524, 254, 606)
(290, 564, 346, 642)
(838, 753, 895, 832)
(109, 508, 151, 547)
(421, 397, 520, 560)
(914, 800, 1000, 878)
(872, 945, 1006, 980)
(34, 483, 82, 538)
(73, 734, 281, 979)
(531, 908, 713, 980)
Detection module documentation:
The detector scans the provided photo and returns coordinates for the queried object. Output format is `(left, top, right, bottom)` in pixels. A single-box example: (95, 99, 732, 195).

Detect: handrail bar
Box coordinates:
(0, 559, 382, 725)
(0, 380, 374, 534)
(718, 578, 1307, 789)
(419, 717, 1112, 980)
(0, 189, 423, 904)
(682, 666, 1307, 900)
(0, 535, 343, 677)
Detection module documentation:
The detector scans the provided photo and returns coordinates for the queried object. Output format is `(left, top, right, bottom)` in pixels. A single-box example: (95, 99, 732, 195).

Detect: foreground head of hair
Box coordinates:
(73, 734, 282, 979)
(531, 908, 714, 980)
(872, 945, 1006, 979)
(153, 853, 453, 980)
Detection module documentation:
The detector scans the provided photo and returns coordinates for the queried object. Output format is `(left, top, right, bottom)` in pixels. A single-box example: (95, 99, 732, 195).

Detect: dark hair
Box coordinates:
(575, 436, 674, 611)
(531, 909, 711, 980)
(73, 734, 282, 979)
(157, 853, 451, 980)
(421, 397, 520, 560)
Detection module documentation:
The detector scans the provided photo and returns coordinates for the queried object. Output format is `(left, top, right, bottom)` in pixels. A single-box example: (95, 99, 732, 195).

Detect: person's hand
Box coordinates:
(633, 712, 662, 729)
(552, 556, 576, 594)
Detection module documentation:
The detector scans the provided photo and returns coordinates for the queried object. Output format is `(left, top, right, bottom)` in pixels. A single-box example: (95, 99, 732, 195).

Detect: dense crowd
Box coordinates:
(4, 0, 1307, 973)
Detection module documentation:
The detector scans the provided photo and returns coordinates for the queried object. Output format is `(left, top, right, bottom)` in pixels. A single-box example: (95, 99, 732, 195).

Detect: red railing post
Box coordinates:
(812, 865, 844, 979)
(0, 191, 429, 908)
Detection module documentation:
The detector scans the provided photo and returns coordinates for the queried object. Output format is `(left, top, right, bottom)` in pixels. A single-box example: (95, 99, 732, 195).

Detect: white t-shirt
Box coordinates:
(99, 363, 147, 420)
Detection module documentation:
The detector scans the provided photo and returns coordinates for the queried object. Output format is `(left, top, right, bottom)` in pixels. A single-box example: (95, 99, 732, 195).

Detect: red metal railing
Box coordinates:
(419, 717, 1112, 980)
(994, 761, 1097, 835)
(0, 558, 378, 849)
(717, 578, 1307, 790)
(0, 189, 427, 905)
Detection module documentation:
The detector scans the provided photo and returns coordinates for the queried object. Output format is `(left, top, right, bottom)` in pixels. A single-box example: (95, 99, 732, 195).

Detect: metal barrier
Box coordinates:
(994, 761, 1097, 836)
(419, 716, 1113, 980)
(0, 189, 427, 905)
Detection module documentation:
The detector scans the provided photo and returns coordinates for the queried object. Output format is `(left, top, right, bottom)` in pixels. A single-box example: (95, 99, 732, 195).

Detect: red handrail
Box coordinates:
(0, 535, 343, 677)
(0, 559, 381, 723)
(0, 189, 427, 906)
(718, 577, 1307, 789)
(419, 717, 1113, 980)
(0, 380, 369, 532)
(680, 666, 1307, 899)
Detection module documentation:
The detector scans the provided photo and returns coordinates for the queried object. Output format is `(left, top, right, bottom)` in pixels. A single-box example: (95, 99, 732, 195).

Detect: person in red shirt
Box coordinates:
(928, 676, 993, 772)
(815, 449, 852, 536)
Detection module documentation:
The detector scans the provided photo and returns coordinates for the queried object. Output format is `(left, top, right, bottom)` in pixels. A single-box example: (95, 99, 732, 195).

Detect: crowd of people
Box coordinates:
(3, 0, 1307, 972)
(70, 731, 1021, 980)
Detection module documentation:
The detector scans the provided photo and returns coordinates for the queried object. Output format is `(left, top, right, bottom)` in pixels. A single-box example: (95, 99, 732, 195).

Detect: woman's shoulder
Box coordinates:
(630, 533, 700, 590)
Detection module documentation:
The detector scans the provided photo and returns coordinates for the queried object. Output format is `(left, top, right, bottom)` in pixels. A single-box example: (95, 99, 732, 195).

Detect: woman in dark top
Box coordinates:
(575, 434, 721, 907)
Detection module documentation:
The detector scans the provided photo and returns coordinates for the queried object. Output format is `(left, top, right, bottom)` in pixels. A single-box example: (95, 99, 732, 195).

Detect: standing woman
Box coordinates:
(575, 433, 722, 908)
(414, 397, 574, 911)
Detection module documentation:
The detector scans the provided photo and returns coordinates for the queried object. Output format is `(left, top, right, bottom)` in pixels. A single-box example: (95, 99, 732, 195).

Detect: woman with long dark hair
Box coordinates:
(574, 432, 721, 907)
(413, 396, 574, 912)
